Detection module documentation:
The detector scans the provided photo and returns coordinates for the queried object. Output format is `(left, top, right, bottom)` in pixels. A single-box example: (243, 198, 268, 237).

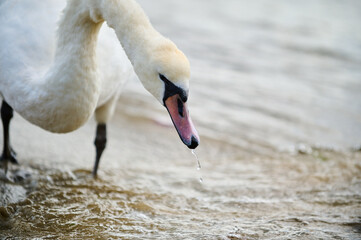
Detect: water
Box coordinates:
(191, 149, 201, 171)
(1, 0, 361, 239)
(191, 150, 203, 183)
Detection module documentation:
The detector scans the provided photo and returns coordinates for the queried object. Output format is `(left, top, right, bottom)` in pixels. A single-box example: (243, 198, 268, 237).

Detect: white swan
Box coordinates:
(0, 0, 199, 176)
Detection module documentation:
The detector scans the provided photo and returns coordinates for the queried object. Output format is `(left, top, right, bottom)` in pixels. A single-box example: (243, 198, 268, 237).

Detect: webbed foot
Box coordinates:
(0, 151, 18, 173)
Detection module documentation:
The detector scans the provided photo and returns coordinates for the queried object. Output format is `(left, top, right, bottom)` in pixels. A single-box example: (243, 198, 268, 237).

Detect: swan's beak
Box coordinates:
(164, 94, 200, 149)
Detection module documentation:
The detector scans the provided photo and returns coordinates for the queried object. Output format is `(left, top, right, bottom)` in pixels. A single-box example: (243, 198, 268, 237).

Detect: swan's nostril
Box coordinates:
(188, 136, 199, 149)
(177, 98, 184, 117)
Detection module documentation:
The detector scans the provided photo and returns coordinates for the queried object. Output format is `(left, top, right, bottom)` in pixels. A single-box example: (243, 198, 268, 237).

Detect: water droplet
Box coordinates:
(191, 149, 201, 170)
(191, 149, 203, 183)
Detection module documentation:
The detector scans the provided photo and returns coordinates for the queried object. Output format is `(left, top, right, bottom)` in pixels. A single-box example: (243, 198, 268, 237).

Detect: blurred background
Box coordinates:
(1, 0, 360, 239)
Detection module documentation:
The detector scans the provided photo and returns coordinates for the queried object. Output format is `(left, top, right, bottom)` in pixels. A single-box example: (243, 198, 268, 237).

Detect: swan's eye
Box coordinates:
(159, 74, 168, 82)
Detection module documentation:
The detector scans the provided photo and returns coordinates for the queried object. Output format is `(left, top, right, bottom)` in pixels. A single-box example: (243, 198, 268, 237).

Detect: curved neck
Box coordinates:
(99, 0, 159, 64)
(13, 1, 104, 133)
(52, 1, 103, 89)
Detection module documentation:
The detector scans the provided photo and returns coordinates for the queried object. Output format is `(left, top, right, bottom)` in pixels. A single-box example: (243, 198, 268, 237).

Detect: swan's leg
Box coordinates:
(93, 123, 106, 177)
(92, 95, 118, 178)
(0, 100, 18, 173)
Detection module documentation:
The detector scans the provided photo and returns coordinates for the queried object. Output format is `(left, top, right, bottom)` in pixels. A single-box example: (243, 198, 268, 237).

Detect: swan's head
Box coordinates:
(133, 38, 199, 149)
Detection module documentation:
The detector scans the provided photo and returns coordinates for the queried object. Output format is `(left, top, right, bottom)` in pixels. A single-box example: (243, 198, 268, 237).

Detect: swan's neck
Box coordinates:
(99, 0, 159, 64)
(14, 1, 103, 133)
(52, 2, 103, 92)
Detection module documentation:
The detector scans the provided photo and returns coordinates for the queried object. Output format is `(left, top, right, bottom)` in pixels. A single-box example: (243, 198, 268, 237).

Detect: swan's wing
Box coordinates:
(0, 0, 134, 106)
(0, 0, 66, 86)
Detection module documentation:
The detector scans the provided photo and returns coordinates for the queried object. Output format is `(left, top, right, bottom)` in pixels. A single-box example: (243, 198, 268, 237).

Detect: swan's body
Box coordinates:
(0, 0, 132, 132)
(0, 0, 199, 176)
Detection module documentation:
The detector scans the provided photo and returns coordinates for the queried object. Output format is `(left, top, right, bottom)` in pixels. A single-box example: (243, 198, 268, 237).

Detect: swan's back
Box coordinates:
(0, 0, 133, 106)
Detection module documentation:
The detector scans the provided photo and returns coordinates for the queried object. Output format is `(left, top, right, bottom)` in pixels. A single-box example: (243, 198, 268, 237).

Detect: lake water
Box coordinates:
(1, 0, 361, 239)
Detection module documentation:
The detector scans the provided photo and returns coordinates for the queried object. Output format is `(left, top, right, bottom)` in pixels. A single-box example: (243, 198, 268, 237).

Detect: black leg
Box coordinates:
(92, 123, 107, 178)
(0, 100, 18, 173)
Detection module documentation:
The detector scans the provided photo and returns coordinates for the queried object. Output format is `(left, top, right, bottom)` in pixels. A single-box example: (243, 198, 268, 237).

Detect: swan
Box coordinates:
(0, 0, 199, 177)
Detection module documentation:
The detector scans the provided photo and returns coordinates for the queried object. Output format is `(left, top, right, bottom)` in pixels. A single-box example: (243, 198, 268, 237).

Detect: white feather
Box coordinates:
(0, 0, 190, 133)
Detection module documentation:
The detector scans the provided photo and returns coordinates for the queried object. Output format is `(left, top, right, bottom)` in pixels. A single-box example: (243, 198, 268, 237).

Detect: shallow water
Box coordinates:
(1, 0, 361, 239)
(1, 139, 360, 239)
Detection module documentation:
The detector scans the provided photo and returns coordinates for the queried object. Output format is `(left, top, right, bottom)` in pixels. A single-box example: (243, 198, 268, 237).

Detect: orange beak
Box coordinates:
(164, 94, 199, 149)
